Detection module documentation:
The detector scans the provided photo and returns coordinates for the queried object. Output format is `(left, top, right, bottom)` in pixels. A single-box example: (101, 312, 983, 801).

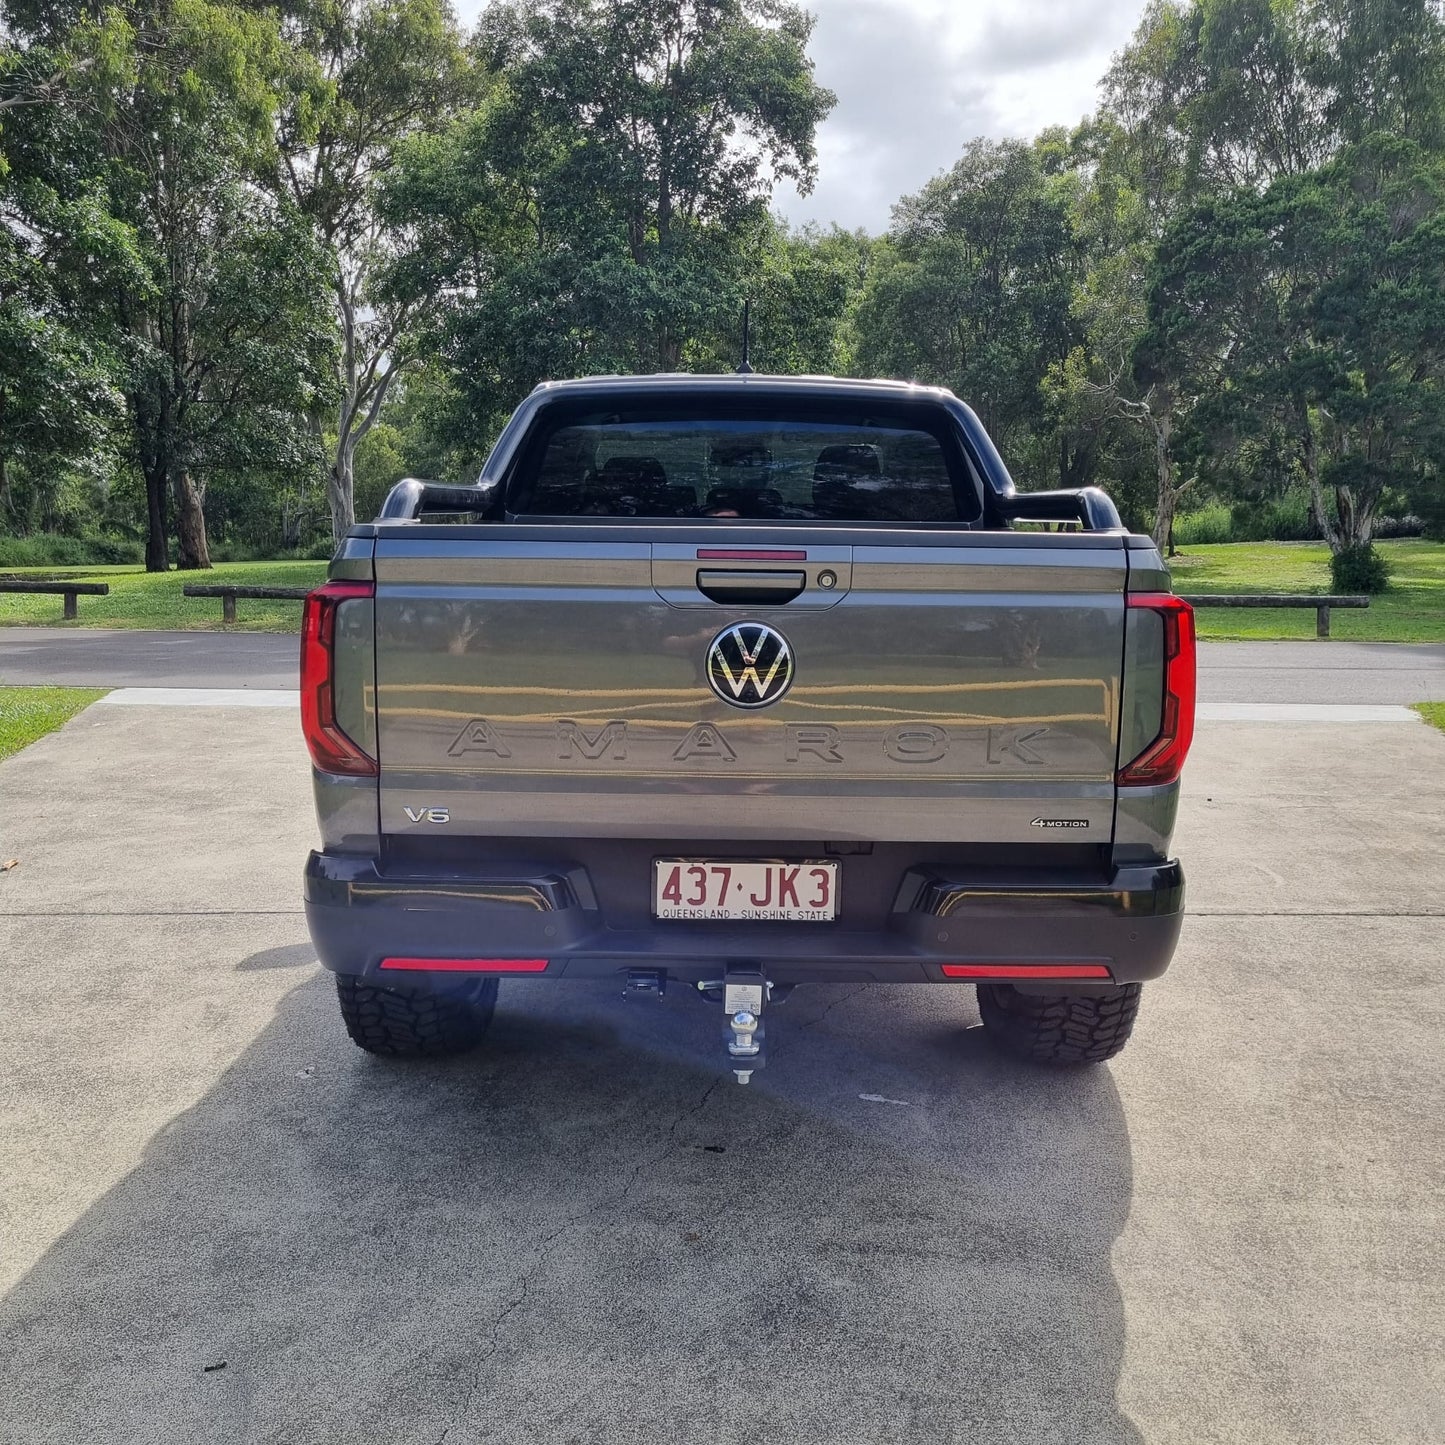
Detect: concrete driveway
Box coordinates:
(0, 702, 1441, 1444)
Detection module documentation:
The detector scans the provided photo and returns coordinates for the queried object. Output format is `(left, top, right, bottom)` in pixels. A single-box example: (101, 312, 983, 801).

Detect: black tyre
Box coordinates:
(977, 982, 1142, 1065)
(335, 975, 498, 1058)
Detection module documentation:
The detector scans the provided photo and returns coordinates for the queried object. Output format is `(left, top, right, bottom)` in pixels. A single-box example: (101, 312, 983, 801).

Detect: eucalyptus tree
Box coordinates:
(1144, 137, 1445, 550)
(4, 0, 336, 568)
(480, 0, 833, 371)
(0, 180, 138, 530)
(275, 0, 472, 537)
(851, 138, 1086, 487)
(1082, 0, 1445, 542)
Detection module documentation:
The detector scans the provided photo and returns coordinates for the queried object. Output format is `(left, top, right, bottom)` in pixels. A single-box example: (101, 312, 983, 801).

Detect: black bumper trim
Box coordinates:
(906, 860, 1185, 919)
(304, 852, 1186, 987)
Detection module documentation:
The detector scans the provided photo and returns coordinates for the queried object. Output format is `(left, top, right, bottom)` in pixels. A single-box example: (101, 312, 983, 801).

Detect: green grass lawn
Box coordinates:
(0, 686, 108, 761)
(1414, 703, 1445, 734)
(0, 560, 328, 631)
(1167, 539, 1445, 641)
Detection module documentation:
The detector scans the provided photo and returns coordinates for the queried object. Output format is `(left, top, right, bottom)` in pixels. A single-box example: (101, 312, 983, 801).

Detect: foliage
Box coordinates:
(2, 0, 337, 570)
(1329, 542, 1392, 594)
(2, 0, 1444, 564)
(0, 180, 140, 528)
(1412, 702, 1445, 734)
(0, 532, 144, 566)
(1145, 137, 1445, 551)
(853, 139, 1085, 484)
(382, 0, 835, 445)
(275, 0, 473, 538)
(0, 686, 107, 762)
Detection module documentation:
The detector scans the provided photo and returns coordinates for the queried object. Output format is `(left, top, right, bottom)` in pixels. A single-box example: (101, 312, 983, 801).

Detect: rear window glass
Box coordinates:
(508, 408, 980, 523)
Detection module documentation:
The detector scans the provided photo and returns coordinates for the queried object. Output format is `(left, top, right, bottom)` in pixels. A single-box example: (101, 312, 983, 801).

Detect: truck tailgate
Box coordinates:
(371, 529, 1127, 843)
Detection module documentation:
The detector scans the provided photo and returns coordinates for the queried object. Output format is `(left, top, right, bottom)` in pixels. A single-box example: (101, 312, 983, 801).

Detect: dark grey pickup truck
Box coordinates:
(301, 374, 1194, 1081)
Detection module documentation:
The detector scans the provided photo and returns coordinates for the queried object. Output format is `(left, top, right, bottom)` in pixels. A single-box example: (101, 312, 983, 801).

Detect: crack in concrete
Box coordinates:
(435, 1076, 722, 1444)
(797, 985, 868, 1031)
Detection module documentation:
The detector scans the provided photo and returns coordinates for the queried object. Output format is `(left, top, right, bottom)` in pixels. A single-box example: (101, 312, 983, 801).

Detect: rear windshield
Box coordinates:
(507, 405, 981, 523)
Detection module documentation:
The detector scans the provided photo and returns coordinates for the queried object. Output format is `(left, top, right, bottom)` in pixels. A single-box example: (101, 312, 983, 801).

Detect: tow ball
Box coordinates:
(697, 969, 779, 1084)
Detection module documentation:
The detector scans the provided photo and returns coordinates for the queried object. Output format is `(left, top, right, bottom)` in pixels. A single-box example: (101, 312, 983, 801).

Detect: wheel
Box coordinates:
(977, 982, 1142, 1065)
(335, 975, 498, 1058)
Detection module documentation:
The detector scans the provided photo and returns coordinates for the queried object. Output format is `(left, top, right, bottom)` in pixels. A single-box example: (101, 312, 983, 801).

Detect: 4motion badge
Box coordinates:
(1030, 817, 1090, 829)
(707, 622, 794, 709)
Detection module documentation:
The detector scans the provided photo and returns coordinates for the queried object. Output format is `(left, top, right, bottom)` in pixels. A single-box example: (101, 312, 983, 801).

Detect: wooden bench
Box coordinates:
(182, 584, 311, 624)
(1178, 593, 1370, 639)
(0, 578, 110, 620)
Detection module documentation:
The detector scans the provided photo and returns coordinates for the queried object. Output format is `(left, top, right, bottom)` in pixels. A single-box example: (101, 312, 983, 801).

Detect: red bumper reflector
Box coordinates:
(696, 548, 808, 561)
(940, 964, 1113, 980)
(380, 958, 548, 974)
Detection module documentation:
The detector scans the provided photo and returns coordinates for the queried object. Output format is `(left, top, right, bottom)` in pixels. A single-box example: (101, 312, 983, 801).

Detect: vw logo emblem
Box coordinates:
(706, 623, 794, 709)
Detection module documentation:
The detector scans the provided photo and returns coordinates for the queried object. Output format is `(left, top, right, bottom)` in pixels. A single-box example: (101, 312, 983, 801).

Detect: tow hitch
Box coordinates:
(697, 969, 783, 1084)
(630, 967, 792, 1083)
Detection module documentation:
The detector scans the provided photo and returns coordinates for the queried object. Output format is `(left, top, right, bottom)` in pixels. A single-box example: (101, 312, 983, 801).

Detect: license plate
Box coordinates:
(653, 860, 839, 921)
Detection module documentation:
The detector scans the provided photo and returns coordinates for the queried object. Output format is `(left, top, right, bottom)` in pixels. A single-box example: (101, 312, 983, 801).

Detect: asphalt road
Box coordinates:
(0, 626, 300, 689)
(0, 702, 1441, 1443)
(3, 625, 1445, 702)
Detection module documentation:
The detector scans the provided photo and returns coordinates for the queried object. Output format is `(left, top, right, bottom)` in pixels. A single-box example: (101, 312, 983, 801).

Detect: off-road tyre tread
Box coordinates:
(977, 982, 1142, 1065)
(336, 976, 497, 1058)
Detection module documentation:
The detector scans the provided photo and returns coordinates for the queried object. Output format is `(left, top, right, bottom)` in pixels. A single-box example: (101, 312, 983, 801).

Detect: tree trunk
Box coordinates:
(1300, 422, 1343, 551)
(171, 470, 211, 569)
(1336, 487, 1377, 548)
(0, 394, 15, 529)
(1150, 411, 1175, 550)
(328, 447, 356, 538)
(132, 386, 172, 571)
(144, 463, 169, 571)
(0, 452, 15, 527)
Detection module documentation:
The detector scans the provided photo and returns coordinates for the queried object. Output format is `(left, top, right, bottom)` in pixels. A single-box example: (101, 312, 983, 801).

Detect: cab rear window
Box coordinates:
(507, 406, 982, 523)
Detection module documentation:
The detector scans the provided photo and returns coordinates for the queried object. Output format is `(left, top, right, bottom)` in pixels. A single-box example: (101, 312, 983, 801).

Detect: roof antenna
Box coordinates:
(736, 298, 754, 374)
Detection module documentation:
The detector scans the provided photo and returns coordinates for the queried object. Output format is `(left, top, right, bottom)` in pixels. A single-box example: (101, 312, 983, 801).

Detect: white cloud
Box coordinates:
(777, 0, 1149, 231)
(450, 0, 1151, 233)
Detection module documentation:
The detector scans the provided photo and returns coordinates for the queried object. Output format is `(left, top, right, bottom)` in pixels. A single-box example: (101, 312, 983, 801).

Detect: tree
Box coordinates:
(851, 138, 1086, 486)
(0, 176, 137, 530)
(276, 0, 472, 539)
(5, 0, 338, 569)
(381, 0, 834, 452)
(685, 218, 873, 375)
(1145, 138, 1445, 550)
(479, 0, 833, 367)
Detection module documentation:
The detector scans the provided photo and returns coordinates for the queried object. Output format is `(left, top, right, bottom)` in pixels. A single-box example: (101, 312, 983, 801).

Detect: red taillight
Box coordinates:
(1117, 592, 1196, 787)
(940, 964, 1113, 980)
(379, 958, 549, 973)
(300, 580, 377, 777)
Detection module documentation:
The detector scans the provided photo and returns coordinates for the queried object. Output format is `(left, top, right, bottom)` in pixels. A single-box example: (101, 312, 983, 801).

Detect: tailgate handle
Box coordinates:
(695, 569, 806, 605)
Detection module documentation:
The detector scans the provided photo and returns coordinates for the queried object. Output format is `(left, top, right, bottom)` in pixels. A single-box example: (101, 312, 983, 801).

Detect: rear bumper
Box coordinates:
(304, 851, 1185, 990)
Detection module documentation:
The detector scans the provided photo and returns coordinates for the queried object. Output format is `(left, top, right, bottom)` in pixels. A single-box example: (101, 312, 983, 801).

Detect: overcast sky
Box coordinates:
(453, 0, 1151, 234)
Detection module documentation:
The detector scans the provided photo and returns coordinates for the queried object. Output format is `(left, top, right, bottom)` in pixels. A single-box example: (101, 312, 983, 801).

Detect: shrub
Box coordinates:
(1329, 542, 1391, 594)
(1173, 491, 1321, 545)
(81, 533, 144, 564)
(1173, 504, 1234, 546)
(1229, 491, 1318, 542)
(0, 532, 143, 568)
(1373, 513, 1424, 540)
